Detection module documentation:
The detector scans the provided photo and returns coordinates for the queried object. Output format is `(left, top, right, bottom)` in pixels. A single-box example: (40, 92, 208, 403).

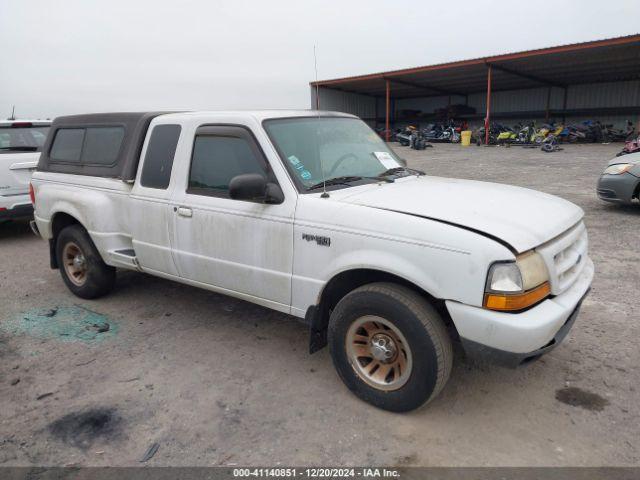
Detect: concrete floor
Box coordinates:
(0, 143, 638, 467)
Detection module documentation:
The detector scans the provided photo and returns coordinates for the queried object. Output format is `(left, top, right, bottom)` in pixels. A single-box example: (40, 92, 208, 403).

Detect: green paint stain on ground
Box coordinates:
(4, 306, 118, 344)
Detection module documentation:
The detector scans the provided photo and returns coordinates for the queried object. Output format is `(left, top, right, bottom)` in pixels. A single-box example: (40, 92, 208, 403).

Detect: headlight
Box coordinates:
(603, 164, 633, 175)
(484, 251, 550, 312)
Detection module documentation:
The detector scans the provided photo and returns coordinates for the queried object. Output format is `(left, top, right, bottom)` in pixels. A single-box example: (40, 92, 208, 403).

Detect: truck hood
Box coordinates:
(336, 176, 584, 253)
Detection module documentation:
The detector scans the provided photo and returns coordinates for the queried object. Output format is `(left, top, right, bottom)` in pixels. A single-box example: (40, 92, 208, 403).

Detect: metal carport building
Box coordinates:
(310, 34, 640, 142)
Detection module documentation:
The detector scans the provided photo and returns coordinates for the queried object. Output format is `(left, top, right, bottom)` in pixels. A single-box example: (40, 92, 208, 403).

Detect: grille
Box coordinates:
(537, 222, 588, 295)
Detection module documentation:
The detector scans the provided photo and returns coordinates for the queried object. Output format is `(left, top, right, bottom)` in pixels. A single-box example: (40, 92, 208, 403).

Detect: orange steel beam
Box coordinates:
(385, 79, 390, 142)
(310, 35, 640, 87)
(485, 65, 492, 145)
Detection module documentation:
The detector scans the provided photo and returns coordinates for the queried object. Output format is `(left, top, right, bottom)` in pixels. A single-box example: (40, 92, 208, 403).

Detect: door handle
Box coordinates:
(177, 207, 193, 218)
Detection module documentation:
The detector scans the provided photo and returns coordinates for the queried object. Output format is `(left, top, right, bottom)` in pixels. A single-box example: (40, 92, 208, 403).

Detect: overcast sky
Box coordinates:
(1, 0, 638, 119)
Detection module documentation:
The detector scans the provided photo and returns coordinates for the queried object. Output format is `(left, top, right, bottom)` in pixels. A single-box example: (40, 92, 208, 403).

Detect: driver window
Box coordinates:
(188, 134, 268, 198)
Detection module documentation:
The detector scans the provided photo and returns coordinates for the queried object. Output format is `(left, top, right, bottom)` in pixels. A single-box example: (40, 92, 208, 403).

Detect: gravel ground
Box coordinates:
(0, 143, 638, 467)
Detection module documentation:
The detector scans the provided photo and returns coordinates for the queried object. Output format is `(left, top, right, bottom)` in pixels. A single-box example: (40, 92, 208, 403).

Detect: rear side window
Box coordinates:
(49, 126, 125, 164)
(140, 125, 182, 189)
(82, 127, 125, 165)
(50, 128, 84, 162)
(188, 135, 267, 196)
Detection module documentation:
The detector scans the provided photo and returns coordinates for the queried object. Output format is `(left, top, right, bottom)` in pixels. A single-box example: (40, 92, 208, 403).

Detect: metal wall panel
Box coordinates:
(468, 87, 564, 113)
(311, 87, 376, 119)
(567, 80, 640, 108)
(395, 95, 466, 113)
(311, 81, 640, 129)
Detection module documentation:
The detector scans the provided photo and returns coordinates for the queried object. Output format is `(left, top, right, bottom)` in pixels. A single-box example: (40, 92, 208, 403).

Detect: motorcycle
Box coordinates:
(602, 120, 635, 143)
(616, 133, 640, 156)
(532, 124, 554, 145)
(409, 129, 433, 150)
(474, 123, 502, 145)
(496, 124, 517, 144)
(429, 121, 461, 143)
(396, 126, 417, 146)
(541, 134, 562, 153)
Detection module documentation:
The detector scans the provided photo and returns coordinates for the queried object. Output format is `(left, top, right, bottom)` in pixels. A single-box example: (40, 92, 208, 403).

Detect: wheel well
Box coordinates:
(49, 213, 82, 269)
(308, 268, 457, 353)
(52, 212, 81, 239)
(634, 181, 640, 200)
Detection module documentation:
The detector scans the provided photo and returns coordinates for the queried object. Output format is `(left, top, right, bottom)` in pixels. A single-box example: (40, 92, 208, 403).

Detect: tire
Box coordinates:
(56, 225, 116, 299)
(328, 282, 452, 412)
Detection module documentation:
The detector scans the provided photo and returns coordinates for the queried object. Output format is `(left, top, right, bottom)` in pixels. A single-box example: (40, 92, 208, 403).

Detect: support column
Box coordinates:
(485, 64, 492, 145)
(545, 86, 552, 122)
(374, 97, 379, 129)
(562, 87, 568, 124)
(385, 79, 391, 142)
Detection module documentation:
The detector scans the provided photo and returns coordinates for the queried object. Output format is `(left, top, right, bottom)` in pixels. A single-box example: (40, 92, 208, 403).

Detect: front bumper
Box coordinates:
(446, 257, 594, 366)
(597, 173, 639, 204)
(460, 291, 587, 367)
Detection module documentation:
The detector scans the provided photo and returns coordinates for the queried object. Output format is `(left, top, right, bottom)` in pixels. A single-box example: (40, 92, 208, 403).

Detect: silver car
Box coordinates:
(597, 152, 640, 205)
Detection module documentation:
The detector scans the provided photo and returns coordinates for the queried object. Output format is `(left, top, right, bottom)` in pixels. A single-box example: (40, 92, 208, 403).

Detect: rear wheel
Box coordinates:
(328, 283, 452, 412)
(56, 225, 116, 299)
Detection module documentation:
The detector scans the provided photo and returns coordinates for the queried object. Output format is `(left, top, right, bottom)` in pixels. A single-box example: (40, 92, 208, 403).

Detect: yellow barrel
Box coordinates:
(461, 130, 472, 146)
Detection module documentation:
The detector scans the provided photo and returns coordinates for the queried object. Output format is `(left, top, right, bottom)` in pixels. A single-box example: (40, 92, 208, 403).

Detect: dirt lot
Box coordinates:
(1, 143, 638, 467)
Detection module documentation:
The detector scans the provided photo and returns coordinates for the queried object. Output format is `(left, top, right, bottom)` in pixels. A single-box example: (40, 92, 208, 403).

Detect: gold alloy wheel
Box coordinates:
(62, 242, 88, 287)
(345, 315, 413, 391)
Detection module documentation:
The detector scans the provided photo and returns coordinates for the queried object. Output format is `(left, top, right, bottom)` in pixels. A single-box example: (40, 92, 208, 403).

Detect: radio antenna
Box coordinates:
(314, 45, 329, 198)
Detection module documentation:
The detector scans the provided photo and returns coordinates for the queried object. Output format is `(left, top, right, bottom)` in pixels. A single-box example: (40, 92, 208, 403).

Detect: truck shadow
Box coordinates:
(112, 269, 538, 415)
(0, 219, 33, 240)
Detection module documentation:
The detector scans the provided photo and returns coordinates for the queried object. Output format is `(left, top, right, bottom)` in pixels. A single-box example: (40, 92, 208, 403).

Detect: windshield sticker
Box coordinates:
(288, 155, 313, 182)
(288, 155, 301, 166)
(373, 151, 399, 169)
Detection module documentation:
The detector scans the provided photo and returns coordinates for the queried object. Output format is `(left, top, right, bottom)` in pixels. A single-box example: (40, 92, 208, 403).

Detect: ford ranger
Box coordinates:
(30, 111, 594, 411)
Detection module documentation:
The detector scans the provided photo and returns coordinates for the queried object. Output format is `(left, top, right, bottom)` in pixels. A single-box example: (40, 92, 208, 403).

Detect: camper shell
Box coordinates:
(38, 112, 169, 180)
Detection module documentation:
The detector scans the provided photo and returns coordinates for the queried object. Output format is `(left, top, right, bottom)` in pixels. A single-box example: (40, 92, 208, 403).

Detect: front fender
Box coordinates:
(291, 205, 514, 316)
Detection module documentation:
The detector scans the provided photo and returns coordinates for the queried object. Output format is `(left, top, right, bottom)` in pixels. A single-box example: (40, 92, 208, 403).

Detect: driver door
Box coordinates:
(170, 125, 295, 312)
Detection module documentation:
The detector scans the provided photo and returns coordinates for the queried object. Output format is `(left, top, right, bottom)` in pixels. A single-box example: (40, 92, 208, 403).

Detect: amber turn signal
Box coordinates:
(484, 282, 551, 311)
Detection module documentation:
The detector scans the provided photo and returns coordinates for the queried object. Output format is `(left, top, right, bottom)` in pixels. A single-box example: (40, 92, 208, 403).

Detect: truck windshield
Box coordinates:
(0, 126, 50, 152)
(264, 117, 406, 192)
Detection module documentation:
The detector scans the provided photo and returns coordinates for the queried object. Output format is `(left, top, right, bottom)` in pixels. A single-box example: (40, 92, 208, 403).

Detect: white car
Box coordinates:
(0, 119, 51, 221)
(30, 111, 593, 411)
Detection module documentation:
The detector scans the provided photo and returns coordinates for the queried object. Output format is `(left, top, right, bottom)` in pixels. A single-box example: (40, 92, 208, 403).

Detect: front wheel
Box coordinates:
(56, 225, 116, 299)
(328, 283, 452, 412)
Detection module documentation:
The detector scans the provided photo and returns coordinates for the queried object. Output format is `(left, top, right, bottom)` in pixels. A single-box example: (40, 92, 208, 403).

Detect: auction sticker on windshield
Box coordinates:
(373, 151, 399, 169)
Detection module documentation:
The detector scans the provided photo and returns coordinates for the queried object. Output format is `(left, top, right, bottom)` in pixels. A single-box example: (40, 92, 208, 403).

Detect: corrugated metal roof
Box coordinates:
(312, 34, 640, 99)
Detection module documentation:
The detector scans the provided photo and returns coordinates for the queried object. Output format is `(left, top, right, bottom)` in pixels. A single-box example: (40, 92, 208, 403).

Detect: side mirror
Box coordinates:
(398, 157, 408, 167)
(264, 182, 285, 204)
(229, 173, 284, 204)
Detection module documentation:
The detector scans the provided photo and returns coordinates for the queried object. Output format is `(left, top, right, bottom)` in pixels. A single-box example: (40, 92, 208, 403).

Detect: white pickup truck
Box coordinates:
(1, 119, 50, 221)
(31, 111, 593, 411)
